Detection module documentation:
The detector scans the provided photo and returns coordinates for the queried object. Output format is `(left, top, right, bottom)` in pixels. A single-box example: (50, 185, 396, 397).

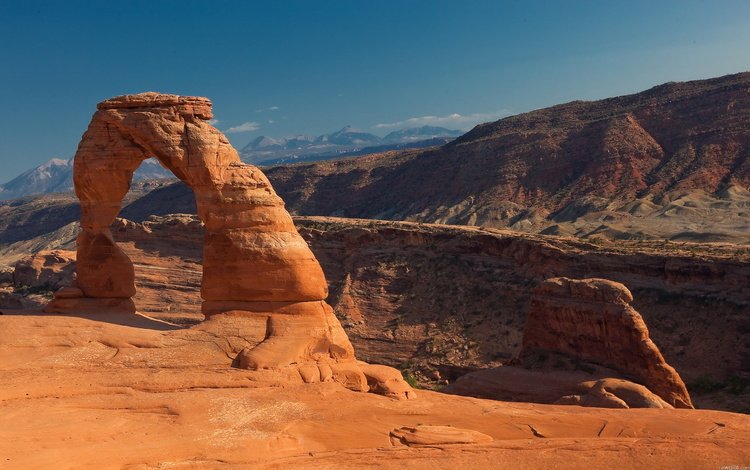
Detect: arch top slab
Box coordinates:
(97, 92, 214, 120)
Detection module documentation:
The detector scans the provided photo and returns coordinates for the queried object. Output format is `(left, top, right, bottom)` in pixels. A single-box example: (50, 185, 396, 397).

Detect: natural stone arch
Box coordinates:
(68, 93, 327, 306)
(45, 93, 414, 398)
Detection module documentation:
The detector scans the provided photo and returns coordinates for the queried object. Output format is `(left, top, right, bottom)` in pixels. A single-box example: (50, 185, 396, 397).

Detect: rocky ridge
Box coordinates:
(3, 73, 750, 245)
(111, 72, 750, 243)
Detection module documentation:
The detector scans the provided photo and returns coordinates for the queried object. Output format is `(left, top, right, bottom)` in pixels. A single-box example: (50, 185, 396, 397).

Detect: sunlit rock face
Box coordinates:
(44, 93, 414, 399)
(522, 277, 693, 408)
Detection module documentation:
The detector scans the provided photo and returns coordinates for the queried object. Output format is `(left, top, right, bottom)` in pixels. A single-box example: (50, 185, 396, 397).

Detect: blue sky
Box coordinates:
(1, 0, 749, 183)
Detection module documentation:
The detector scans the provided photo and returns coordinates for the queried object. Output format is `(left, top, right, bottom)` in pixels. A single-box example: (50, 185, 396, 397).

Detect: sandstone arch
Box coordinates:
(45, 93, 414, 398)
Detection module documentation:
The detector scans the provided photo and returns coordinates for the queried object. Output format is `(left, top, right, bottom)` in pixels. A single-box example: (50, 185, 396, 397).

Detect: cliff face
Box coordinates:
(265, 73, 750, 221)
(295, 218, 749, 391)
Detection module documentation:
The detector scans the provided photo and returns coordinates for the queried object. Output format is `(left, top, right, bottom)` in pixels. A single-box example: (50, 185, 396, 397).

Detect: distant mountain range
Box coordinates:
(2, 72, 750, 249)
(1, 126, 461, 200)
(11, 69, 750, 240)
(0, 158, 174, 201)
(240, 125, 462, 165)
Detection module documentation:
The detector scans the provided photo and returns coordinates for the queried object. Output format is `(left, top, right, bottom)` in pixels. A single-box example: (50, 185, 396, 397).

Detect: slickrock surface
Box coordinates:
(44, 93, 413, 399)
(556, 378, 673, 409)
(445, 365, 676, 410)
(521, 278, 692, 408)
(389, 425, 494, 446)
(0, 311, 748, 469)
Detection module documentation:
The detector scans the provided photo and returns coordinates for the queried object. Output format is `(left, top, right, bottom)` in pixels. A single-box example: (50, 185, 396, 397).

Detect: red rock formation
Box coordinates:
(241, 72, 750, 226)
(389, 425, 493, 447)
(18, 214, 746, 409)
(44, 93, 413, 398)
(445, 365, 674, 409)
(13, 250, 76, 290)
(522, 277, 692, 408)
(556, 378, 672, 409)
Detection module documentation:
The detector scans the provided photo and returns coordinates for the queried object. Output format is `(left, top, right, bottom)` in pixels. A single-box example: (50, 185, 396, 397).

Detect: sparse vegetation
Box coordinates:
(13, 284, 55, 298)
(688, 374, 749, 395)
(688, 375, 725, 394)
(402, 372, 421, 389)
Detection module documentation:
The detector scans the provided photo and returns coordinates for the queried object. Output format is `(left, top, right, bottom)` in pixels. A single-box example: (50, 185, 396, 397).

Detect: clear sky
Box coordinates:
(1, 0, 749, 183)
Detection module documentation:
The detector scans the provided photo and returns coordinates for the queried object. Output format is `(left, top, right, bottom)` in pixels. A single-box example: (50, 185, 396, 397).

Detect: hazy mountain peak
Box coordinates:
(40, 157, 71, 168)
(382, 126, 462, 143)
(240, 124, 463, 165)
(0, 157, 174, 201)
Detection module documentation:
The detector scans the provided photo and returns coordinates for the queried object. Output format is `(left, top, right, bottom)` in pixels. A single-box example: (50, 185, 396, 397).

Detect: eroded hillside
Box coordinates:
(113, 72, 750, 242)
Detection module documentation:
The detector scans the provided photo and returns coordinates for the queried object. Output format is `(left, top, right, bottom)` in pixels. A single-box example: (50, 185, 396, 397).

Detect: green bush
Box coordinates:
(13, 284, 55, 297)
(402, 372, 421, 389)
(726, 375, 749, 395)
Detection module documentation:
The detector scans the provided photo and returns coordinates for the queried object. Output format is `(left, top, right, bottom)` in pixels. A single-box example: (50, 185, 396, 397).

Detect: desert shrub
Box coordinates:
(726, 375, 749, 395)
(402, 372, 421, 389)
(688, 375, 725, 394)
(13, 284, 55, 297)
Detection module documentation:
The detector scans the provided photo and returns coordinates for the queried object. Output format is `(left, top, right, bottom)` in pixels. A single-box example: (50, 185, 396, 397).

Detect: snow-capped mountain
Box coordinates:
(313, 126, 381, 146)
(0, 158, 73, 200)
(240, 125, 461, 165)
(1, 126, 463, 199)
(0, 158, 175, 201)
(382, 126, 463, 144)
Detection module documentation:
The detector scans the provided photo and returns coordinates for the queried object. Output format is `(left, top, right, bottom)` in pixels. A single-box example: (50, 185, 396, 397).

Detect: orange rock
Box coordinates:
(445, 363, 673, 409)
(53, 286, 83, 299)
(66, 92, 327, 304)
(522, 277, 693, 408)
(390, 425, 493, 446)
(556, 378, 672, 409)
(13, 250, 76, 290)
(44, 93, 414, 399)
